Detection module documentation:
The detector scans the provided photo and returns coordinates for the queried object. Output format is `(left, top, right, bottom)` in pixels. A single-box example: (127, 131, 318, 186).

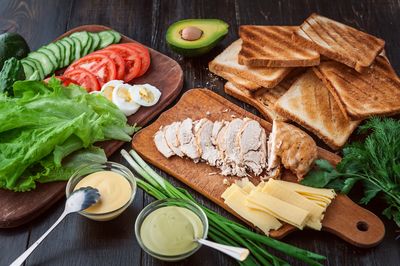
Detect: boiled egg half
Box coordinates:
(112, 83, 140, 116)
(131, 84, 161, 107)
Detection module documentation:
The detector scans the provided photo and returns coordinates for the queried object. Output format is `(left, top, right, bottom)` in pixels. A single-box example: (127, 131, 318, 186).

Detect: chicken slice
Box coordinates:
(221, 118, 247, 177)
(178, 118, 200, 162)
(154, 128, 174, 158)
(238, 118, 267, 176)
(164, 122, 184, 157)
(268, 121, 318, 180)
(195, 119, 220, 166)
(211, 121, 225, 146)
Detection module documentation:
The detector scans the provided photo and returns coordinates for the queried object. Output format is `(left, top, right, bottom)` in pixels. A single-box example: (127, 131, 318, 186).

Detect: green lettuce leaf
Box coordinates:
(0, 78, 137, 191)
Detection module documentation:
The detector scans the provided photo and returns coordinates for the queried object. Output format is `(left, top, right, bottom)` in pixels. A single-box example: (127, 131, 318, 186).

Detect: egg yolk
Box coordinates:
(118, 88, 132, 102)
(139, 87, 154, 103)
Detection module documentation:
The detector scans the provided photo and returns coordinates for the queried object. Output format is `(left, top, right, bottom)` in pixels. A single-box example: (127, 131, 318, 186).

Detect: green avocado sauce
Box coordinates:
(140, 206, 204, 256)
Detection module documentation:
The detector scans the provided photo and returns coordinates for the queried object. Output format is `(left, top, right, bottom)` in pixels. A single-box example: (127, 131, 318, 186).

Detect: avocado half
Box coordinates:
(166, 19, 229, 57)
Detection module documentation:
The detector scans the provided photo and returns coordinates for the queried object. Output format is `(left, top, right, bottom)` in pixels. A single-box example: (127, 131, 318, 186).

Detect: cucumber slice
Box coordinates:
(70, 36, 82, 62)
(27, 51, 54, 76)
(46, 43, 62, 68)
(27, 70, 39, 81)
(98, 31, 115, 49)
(54, 41, 66, 68)
(108, 30, 121, 43)
(63, 37, 76, 65)
(23, 58, 44, 80)
(59, 39, 73, 67)
(37, 47, 57, 69)
(88, 32, 100, 52)
(70, 31, 90, 55)
(21, 61, 34, 79)
(82, 36, 92, 56)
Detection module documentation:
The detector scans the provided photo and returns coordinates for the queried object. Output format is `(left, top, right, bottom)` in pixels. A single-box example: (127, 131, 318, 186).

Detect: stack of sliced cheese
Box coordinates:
(221, 178, 336, 235)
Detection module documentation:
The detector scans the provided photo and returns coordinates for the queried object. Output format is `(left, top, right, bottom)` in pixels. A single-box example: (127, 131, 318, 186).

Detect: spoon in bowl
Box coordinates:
(10, 187, 100, 266)
(195, 238, 250, 261)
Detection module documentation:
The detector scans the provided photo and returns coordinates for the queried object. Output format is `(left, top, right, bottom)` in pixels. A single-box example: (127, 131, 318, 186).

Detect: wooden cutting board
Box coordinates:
(0, 25, 183, 228)
(132, 89, 385, 248)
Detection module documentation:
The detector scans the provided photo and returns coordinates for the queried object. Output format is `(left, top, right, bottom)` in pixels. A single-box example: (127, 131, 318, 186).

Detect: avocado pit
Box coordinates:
(180, 26, 203, 41)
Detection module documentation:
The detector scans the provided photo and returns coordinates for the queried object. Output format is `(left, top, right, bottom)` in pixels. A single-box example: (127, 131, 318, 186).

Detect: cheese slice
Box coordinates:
(246, 190, 310, 229)
(221, 185, 236, 200)
(272, 180, 336, 199)
(262, 179, 325, 230)
(223, 184, 282, 234)
(242, 182, 256, 194)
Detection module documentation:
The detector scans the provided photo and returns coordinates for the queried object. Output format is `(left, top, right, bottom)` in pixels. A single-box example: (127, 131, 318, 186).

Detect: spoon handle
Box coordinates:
(197, 238, 250, 261)
(10, 211, 68, 266)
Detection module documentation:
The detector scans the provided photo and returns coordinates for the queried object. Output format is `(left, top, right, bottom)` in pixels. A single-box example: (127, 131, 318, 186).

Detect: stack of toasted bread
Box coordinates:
(209, 13, 400, 150)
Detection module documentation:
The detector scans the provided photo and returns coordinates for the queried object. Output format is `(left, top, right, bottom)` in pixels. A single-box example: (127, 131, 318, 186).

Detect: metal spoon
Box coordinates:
(10, 187, 100, 266)
(196, 238, 250, 261)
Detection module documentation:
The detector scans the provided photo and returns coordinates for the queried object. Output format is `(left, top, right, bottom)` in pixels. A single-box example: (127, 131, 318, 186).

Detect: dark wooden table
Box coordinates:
(1, 0, 400, 265)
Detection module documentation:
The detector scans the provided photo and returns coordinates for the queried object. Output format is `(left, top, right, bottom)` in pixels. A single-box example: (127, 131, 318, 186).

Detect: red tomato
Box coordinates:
(104, 44, 142, 82)
(93, 49, 126, 80)
(44, 76, 79, 86)
(63, 69, 100, 92)
(118, 43, 150, 77)
(65, 54, 117, 85)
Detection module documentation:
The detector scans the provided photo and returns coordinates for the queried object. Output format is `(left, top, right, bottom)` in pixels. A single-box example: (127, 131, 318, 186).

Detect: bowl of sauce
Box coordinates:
(66, 162, 136, 221)
(135, 198, 208, 261)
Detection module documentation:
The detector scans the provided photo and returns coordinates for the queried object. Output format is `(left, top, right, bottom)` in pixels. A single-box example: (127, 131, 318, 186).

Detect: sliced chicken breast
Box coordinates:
(195, 119, 220, 166)
(154, 128, 174, 158)
(238, 118, 267, 176)
(178, 118, 200, 162)
(164, 122, 184, 157)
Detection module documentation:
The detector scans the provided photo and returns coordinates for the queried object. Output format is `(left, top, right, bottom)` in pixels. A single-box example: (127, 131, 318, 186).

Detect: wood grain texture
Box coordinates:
(1, 0, 400, 265)
(0, 25, 183, 228)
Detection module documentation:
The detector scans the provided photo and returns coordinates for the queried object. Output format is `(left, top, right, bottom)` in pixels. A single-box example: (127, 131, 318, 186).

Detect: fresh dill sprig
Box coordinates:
(301, 117, 400, 227)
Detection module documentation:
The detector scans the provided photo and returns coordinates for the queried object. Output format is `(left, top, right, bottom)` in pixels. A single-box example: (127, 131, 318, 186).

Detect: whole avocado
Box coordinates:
(0, 32, 30, 70)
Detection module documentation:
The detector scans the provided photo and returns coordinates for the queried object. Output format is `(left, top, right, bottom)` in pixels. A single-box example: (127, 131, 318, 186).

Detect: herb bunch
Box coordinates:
(302, 117, 400, 227)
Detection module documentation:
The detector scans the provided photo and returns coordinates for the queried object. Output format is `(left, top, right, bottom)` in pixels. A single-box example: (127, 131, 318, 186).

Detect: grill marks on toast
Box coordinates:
(275, 70, 360, 149)
(239, 26, 319, 67)
(315, 57, 400, 119)
(295, 13, 385, 73)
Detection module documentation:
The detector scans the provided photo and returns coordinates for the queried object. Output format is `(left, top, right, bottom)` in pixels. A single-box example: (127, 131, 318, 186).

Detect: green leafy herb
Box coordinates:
(0, 78, 137, 191)
(301, 117, 400, 227)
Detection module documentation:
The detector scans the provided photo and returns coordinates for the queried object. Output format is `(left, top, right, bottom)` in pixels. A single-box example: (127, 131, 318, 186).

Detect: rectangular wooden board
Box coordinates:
(132, 88, 385, 248)
(0, 25, 183, 228)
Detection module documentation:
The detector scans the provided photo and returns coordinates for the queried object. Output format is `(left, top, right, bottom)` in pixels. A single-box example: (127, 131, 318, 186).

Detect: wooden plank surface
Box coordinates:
(1, 0, 400, 265)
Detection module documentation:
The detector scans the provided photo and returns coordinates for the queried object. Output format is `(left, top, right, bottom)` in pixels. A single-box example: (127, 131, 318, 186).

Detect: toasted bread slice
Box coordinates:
(209, 64, 261, 90)
(224, 82, 287, 122)
(239, 26, 320, 67)
(293, 13, 385, 73)
(314, 56, 400, 120)
(209, 39, 291, 89)
(275, 70, 360, 150)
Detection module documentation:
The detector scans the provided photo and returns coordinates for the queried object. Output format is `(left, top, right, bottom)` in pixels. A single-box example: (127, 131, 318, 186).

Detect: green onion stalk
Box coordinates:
(121, 149, 326, 266)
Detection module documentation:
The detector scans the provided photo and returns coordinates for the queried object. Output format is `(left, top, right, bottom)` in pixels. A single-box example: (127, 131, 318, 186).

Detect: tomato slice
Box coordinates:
(104, 44, 142, 82)
(44, 76, 79, 86)
(93, 50, 126, 80)
(118, 43, 150, 77)
(65, 54, 117, 85)
(63, 69, 100, 92)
